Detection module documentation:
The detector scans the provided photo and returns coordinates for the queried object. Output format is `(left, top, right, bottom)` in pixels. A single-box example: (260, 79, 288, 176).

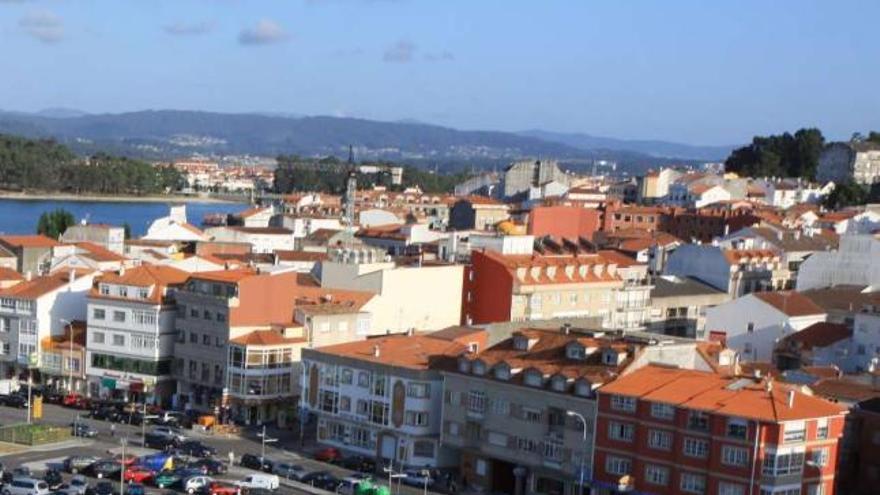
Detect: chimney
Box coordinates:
(787, 390, 795, 409)
(562, 323, 572, 335)
(25, 271, 32, 282)
(373, 345, 381, 358)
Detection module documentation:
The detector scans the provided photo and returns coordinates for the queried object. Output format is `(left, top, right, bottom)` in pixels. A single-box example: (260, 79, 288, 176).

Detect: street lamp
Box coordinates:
(256, 425, 277, 462)
(567, 411, 589, 495)
(119, 437, 128, 495)
(59, 318, 74, 393)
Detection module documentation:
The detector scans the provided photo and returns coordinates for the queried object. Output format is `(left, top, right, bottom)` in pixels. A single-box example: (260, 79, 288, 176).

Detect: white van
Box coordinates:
(2, 478, 50, 495)
(236, 474, 280, 491)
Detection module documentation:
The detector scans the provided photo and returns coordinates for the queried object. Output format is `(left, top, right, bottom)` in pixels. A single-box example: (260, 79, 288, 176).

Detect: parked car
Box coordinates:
(122, 467, 154, 484)
(187, 459, 226, 476)
(85, 481, 114, 495)
(199, 482, 239, 495)
(175, 441, 215, 458)
(2, 477, 50, 495)
(153, 471, 181, 490)
(400, 470, 435, 488)
(42, 391, 63, 404)
(150, 427, 187, 443)
(183, 476, 213, 495)
(338, 455, 376, 474)
(63, 394, 89, 409)
(337, 475, 373, 495)
(87, 461, 120, 480)
(234, 474, 278, 492)
(42, 471, 63, 491)
(13, 468, 31, 478)
(125, 484, 144, 495)
(312, 447, 341, 464)
(269, 463, 306, 481)
(63, 457, 99, 475)
(54, 476, 89, 495)
(71, 424, 98, 438)
(89, 408, 121, 422)
(1, 394, 28, 409)
(143, 433, 176, 450)
(238, 455, 271, 473)
(300, 471, 340, 491)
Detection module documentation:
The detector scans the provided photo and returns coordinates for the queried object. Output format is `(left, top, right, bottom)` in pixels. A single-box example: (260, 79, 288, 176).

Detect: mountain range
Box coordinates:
(0, 109, 733, 173)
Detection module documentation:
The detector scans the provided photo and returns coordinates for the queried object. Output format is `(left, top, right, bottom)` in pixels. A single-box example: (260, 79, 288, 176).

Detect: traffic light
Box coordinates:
(33, 396, 43, 419)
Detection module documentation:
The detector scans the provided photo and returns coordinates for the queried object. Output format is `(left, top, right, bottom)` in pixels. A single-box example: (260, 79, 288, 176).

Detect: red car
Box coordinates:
(115, 454, 139, 467)
(313, 447, 341, 463)
(206, 482, 240, 495)
(123, 466, 155, 484)
(63, 394, 90, 409)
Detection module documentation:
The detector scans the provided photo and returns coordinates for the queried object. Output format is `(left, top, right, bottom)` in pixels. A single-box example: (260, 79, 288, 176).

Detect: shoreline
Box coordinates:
(0, 191, 246, 204)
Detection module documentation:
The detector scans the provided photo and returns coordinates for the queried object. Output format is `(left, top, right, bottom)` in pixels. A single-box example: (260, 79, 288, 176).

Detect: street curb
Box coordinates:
(0, 439, 94, 457)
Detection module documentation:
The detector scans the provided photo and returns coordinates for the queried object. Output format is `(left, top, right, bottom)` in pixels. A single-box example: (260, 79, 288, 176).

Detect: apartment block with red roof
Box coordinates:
(300, 330, 478, 468)
(173, 267, 376, 425)
(85, 265, 190, 404)
(593, 365, 847, 495)
(665, 244, 787, 298)
(463, 241, 651, 331)
(0, 234, 63, 275)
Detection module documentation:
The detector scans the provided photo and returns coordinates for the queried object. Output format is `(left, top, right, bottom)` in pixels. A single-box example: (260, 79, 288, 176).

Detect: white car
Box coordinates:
(235, 474, 279, 491)
(184, 476, 213, 494)
(2, 478, 50, 495)
(272, 463, 307, 481)
(151, 426, 187, 442)
(401, 470, 435, 488)
(56, 476, 89, 495)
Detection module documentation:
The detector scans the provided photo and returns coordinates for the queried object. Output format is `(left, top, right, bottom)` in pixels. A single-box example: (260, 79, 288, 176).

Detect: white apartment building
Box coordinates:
(0, 271, 95, 381)
(301, 333, 473, 468)
(205, 226, 295, 254)
(60, 224, 126, 255)
(85, 265, 189, 403)
(796, 234, 880, 291)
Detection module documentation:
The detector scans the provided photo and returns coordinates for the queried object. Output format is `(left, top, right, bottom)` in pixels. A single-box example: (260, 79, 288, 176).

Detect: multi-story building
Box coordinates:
(174, 267, 375, 424)
(301, 331, 476, 468)
(85, 265, 190, 404)
(796, 234, 880, 291)
(638, 168, 682, 203)
(205, 226, 295, 254)
(441, 327, 727, 495)
(647, 275, 730, 339)
(60, 224, 126, 254)
(448, 197, 511, 231)
(463, 242, 650, 331)
(0, 270, 95, 381)
(38, 320, 86, 393)
(594, 365, 848, 495)
(818, 141, 880, 185)
(665, 245, 786, 297)
(500, 159, 569, 200)
(0, 235, 63, 275)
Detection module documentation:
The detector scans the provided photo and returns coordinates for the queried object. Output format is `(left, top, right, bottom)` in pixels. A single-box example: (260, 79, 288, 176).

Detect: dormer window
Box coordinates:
(551, 376, 566, 392)
(513, 336, 529, 351)
(118, 287, 128, 297)
(566, 343, 585, 360)
(524, 370, 542, 387)
(494, 364, 510, 381)
(138, 288, 150, 299)
(100, 285, 110, 295)
(457, 359, 470, 373)
(602, 350, 622, 366)
(575, 380, 592, 397)
(472, 360, 486, 376)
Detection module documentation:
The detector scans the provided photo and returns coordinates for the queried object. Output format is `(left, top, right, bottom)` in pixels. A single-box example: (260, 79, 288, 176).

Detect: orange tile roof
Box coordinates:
(235, 206, 271, 219)
(754, 291, 825, 317)
(275, 250, 328, 262)
(479, 249, 625, 286)
(722, 248, 780, 264)
(458, 195, 506, 206)
(0, 235, 61, 248)
(0, 271, 84, 299)
(0, 267, 24, 281)
(230, 329, 306, 346)
(74, 242, 127, 262)
(311, 334, 468, 370)
(601, 365, 847, 422)
(190, 268, 258, 283)
(780, 322, 851, 350)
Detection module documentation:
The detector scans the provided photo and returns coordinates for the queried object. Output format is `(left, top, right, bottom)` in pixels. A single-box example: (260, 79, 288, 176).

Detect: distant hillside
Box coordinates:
(0, 109, 698, 173)
(520, 129, 736, 162)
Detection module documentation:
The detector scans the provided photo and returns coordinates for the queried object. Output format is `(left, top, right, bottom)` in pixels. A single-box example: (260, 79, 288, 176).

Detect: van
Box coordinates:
(2, 477, 50, 495)
(235, 474, 279, 491)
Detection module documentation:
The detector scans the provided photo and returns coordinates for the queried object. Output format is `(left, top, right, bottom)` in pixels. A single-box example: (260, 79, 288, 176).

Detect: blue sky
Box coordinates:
(1, 0, 878, 145)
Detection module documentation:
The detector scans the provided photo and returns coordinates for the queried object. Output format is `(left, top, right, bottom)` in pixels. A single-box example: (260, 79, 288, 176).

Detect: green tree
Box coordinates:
(725, 128, 825, 180)
(122, 222, 132, 239)
(867, 131, 880, 145)
(36, 208, 76, 239)
(822, 181, 871, 209)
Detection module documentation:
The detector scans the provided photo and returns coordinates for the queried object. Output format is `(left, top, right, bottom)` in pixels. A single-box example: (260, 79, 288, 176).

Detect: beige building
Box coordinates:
(320, 248, 464, 333)
(637, 168, 681, 203)
(449, 197, 511, 231)
(818, 141, 880, 185)
(647, 275, 730, 339)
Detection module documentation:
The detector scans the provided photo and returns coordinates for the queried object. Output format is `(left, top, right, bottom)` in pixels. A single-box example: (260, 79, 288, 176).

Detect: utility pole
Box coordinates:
(120, 437, 127, 495)
(567, 411, 589, 495)
(60, 319, 73, 393)
(257, 425, 277, 461)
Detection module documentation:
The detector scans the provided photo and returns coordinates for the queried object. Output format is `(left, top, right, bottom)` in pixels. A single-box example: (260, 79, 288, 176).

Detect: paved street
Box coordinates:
(0, 403, 440, 495)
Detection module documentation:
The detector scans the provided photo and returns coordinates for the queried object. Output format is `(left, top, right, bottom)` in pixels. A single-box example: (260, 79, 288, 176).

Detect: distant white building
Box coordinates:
(796, 234, 880, 291)
(818, 141, 880, 185)
(61, 223, 126, 254)
(144, 206, 208, 242)
(705, 291, 827, 363)
(205, 226, 295, 254)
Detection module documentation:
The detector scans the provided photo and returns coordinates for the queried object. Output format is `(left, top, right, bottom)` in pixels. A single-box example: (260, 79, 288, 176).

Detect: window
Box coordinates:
(138, 288, 149, 299)
(189, 332, 197, 343)
(413, 441, 435, 459)
(687, 410, 709, 431)
(651, 403, 675, 420)
(811, 448, 828, 467)
(0, 343, 8, 355)
(99, 286, 109, 296)
(608, 421, 634, 442)
(92, 331, 105, 344)
(718, 482, 746, 495)
(683, 437, 709, 458)
(357, 372, 370, 387)
(405, 411, 429, 427)
(487, 431, 508, 447)
(203, 310, 212, 321)
(760, 489, 802, 495)
(522, 407, 542, 423)
(216, 312, 226, 323)
(524, 371, 542, 387)
(727, 418, 748, 439)
(679, 472, 706, 494)
(648, 429, 672, 450)
(92, 308, 106, 320)
(202, 334, 211, 345)
(340, 369, 353, 385)
(784, 421, 806, 443)
(542, 440, 563, 461)
(356, 399, 368, 416)
(446, 422, 460, 437)
(605, 456, 631, 476)
(816, 419, 828, 440)
(610, 395, 636, 412)
(747, 322, 754, 333)
(406, 382, 430, 398)
(118, 287, 128, 297)
(466, 390, 487, 415)
(491, 399, 510, 416)
(762, 451, 805, 476)
(132, 310, 156, 325)
(190, 308, 198, 318)
(645, 465, 668, 486)
(722, 445, 748, 466)
(112, 311, 125, 322)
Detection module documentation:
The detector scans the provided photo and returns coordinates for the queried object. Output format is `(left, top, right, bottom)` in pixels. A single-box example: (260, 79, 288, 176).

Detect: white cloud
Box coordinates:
(163, 21, 214, 36)
(238, 19, 288, 45)
(19, 9, 64, 44)
(383, 40, 416, 63)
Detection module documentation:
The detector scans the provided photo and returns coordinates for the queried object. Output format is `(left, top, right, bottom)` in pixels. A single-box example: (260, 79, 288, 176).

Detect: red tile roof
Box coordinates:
(74, 242, 127, 262)
(311, 334, 468, 370)
(230, 329, 305, 346)
(0, 271, 85, 299)
(0, 235, 61, 248)
(754, 291, 826, 317)
(780, 322, 851, 350)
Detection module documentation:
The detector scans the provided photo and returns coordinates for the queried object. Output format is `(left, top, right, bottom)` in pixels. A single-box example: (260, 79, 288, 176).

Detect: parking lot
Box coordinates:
(0, 401, 442, 495)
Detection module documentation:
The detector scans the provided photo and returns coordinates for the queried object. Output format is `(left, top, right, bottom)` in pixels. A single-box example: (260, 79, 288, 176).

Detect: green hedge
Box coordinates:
(0, 424, 71, 445)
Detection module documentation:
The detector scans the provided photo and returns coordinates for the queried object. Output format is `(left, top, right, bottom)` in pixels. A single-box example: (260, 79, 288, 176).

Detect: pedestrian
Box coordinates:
(110, 424, 115, 437)
(228, 451, 235, 467)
